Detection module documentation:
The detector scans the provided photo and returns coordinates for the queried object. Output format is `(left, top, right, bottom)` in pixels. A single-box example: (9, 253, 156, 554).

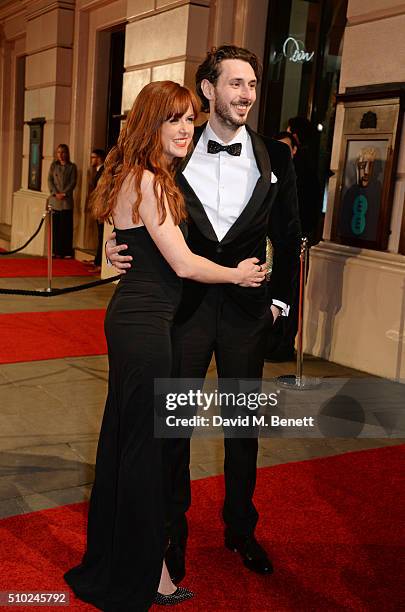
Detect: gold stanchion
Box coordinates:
(46, 201, 53, 292)
(38, 202, 53, 293)
(277, 237, 321, 390)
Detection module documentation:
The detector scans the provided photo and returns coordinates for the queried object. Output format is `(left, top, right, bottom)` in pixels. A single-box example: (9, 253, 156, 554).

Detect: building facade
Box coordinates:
(304, 0, 405, 380)
(1, 0, 405, 378)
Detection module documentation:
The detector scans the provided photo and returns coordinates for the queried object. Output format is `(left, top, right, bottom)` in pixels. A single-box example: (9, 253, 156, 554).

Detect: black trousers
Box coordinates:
(94, 221, 104, 266)
(266, 253, 308, 356)
(52, 209, 73, 257)
(165, 286, 272, 544)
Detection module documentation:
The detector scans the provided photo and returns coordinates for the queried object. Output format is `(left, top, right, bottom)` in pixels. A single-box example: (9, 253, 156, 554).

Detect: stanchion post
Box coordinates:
(45, 201, 53, 292)
(277, 236, 321, 390)
(296, 237, 308, 386)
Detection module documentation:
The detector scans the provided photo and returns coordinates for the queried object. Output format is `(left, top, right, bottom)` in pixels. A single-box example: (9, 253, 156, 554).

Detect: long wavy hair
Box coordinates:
(91, 81, 199, 225)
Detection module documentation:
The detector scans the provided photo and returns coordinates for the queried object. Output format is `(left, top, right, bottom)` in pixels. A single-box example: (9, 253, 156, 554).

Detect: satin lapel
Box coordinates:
(176, 122, 219, 242)
(220, 126, 272, 245)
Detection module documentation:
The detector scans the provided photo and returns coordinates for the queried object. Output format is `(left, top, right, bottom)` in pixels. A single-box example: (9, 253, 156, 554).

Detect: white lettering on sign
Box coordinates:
(283, 37, 315, 63)
(271, 37, 315, 64)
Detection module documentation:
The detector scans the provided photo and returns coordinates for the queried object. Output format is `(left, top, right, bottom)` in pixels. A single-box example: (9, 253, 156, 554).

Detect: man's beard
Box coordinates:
(214, 96, 250, 130)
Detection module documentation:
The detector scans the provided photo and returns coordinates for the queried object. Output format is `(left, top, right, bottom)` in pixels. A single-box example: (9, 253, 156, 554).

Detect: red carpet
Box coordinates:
(0, 445, 404, 611)
(0, 258, 96, 277)
(0, 309, 106, 363)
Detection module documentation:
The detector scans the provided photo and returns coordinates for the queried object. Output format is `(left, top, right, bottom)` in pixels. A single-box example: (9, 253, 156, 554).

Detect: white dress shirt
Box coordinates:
(183, 122, 289, 315)
(183, 123, 260, 241)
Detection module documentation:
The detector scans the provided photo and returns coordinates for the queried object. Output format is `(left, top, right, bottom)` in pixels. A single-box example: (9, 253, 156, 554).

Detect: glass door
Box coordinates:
(259, 0, 348, 199)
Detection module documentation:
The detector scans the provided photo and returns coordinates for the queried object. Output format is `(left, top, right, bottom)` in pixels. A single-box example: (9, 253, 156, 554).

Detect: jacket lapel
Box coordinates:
(220, 126, 272, 245)
(177, 123, 273, 245)
(176, 122, 219, 242)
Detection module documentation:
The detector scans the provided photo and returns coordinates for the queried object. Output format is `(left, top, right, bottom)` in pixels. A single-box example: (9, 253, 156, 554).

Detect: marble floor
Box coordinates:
(0, 273, 402, 519)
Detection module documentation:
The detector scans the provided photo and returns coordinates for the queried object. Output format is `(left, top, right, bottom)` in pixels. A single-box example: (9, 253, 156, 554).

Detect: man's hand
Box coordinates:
(55, 193, 65, 201)
(105, 232, 133, 273)
(270, 304, 281, 324)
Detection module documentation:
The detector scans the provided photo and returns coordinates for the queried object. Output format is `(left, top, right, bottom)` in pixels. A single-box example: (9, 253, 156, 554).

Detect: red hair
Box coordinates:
(91, 81, 199, 225)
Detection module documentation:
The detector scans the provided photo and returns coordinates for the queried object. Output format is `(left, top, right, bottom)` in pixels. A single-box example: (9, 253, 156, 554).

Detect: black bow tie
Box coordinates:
(207, 140, 242, 156)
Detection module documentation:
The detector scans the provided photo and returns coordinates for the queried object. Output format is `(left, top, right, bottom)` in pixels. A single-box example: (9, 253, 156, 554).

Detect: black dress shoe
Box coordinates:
(154, 587, 194, 606)
(165, 541, 186, 584)
(225, 530, 273, 574)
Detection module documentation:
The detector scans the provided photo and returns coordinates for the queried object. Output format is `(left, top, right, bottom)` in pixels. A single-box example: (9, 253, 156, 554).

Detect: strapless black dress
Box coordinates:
(64, 226, 183, 611)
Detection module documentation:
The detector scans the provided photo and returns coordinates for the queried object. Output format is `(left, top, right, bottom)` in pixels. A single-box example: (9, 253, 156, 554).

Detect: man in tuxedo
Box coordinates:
(106, 46, 301, 581)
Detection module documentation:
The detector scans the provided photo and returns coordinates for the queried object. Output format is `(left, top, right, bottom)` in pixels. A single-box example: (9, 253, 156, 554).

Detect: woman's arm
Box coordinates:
(137, 172, 264, 287)
(63, 163, 78, 197)
(47, 163, 57, 194)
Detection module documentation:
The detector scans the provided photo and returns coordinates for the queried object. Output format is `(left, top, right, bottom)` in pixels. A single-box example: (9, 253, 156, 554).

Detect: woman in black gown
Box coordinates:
(64, 81, 265, 611)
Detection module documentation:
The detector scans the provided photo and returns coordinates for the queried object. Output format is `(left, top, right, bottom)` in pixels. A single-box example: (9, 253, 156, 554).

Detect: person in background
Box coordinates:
(266, 117, 322, 362)
(90, 148, 106, 271)
(47, 144, 77, 258)
(287, 117, 323, 246)
(274, 131, 298, 158)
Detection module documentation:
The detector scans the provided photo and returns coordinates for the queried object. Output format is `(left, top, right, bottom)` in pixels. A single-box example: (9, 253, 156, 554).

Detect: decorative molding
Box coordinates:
(26, 44, 74, 56)
(311, 240, 405, 272)
(125, 54, 202, 72)
(79, 0, 125, 12)
(0, 29, 26, 43)
(13, 187, 49, 199)
(25, 83, 72, 90)
(25, 0, 75, 22)
(126, 0, 210, 24)
(0, 0, 26, 22)
(347, 4, 405, 27)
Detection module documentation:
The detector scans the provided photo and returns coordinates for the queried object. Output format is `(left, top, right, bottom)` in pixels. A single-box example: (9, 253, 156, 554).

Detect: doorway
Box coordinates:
(93, 25, 125, 153)
(259, 0, 348, 199)
(83, 25, 125, 253)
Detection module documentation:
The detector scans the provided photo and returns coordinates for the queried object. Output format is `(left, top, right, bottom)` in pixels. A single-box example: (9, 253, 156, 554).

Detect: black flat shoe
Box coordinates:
(225, 530, 274, 575)
(154, 587, 194, 606)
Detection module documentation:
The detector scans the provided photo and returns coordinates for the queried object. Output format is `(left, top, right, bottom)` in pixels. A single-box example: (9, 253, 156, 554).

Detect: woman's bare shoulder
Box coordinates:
(121, 169, 154, 193)
(140, 169, 155, 193)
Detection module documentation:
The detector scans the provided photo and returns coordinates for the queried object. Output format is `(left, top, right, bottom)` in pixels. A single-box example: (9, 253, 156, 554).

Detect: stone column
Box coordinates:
(122, 0, 210, 112)
(0, 1, 26, 249)
(11, 0, 75, 255)
(100, 0, 211, 278)
(206, 0, 269, 130)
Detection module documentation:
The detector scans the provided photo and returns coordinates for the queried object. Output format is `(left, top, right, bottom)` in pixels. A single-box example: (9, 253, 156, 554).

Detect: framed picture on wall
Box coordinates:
(336, 137, 392, 246)
(27, 117, 45, 192)
(332, 88, 404, 251)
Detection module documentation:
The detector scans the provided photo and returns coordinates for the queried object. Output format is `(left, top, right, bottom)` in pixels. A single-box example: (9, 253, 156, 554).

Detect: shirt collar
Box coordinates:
(203, 122, 247, 150)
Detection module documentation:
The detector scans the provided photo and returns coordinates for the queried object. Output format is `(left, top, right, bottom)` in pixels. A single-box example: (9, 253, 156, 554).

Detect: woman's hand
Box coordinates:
(236, 258, 266, 287)
(105, 232, 133, 273)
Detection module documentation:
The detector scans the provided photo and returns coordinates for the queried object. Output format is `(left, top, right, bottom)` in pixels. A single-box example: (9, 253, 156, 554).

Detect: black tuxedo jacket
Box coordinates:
(175, 123, 301, 323)
(94, 164, 104, 187)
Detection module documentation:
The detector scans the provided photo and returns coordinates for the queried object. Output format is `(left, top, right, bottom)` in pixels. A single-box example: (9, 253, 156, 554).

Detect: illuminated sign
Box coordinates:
(271, 37, 315, 64)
